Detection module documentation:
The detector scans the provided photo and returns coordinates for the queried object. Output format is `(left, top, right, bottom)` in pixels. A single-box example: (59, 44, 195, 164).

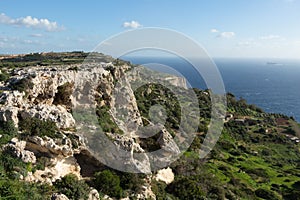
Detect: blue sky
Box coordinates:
(1, 0, 300, 58)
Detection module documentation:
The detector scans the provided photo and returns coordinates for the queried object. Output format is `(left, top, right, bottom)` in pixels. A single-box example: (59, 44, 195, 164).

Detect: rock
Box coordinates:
(24, 135, 81, 183)
(103, 195, 114, 200)
(0, 90, 25, 108)
(25, 156, 81, 184)
(26, 136, 73, 157)
(155, 167, 174, 184)
(20, 105, 75, 129)
(88, 189, 100, 200)
(102, 133, 151, 173)
(0, 106, 19, 126)
(51, 193, 69, 200)
(3, 138, 36, 163)
(157, 129, 180, 154)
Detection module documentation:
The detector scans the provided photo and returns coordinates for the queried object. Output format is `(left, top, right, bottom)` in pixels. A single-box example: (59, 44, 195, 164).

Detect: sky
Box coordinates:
(1, 0, 300, 58)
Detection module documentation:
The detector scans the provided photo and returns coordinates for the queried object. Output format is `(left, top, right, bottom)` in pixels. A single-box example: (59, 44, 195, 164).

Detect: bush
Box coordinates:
(167, 176, 206, 200)
(18, 116, 59, 138)
(0, 70, 10, 82)
(10, 77, 34, 93)
(119, 172, 146, 192)
(53, 174, 90, 200)
(255, 188, 279, 200)
(0, 151, 27, 178)
(0, 179, 52, 200)
(151, 180, 170, 200)
(292, 181, 300, 190)
(93, 170, 123, 198)
(0, 120, 17, 145)
(96, 106, 123, 134)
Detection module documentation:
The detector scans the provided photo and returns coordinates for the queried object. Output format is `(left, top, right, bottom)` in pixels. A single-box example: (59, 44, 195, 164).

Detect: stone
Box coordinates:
(51, 193, 69, 200)
(88, 189, 100, 200)
(155, 167, 174, 184)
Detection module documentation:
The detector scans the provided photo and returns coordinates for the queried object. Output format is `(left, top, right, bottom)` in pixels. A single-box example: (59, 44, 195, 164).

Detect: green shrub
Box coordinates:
(151, 180, 175, 200)
(0, 151, 27, 178)
(167, 176, 206, 199)
(292, 181, 300, 190)
(53, 174, 90, 200)
(0, 120, 17, 145)
(0, 179, 52, 200)
(10, 77, 34, 93)
(119, 172, 146, 192)
(96, 106, 123, 134)
(0, 70, 10, 82)
(18, 116, 59, 138)
(33, 157, 51, 171)
(255, 188, 279, 200)
(93, 170, 123, 198)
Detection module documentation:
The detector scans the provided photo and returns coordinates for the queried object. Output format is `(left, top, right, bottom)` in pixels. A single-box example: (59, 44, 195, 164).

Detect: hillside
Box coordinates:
(0, 52, 299, 200)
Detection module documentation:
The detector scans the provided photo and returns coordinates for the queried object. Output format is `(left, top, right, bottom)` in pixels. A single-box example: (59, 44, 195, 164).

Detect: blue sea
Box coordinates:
(124, 56, 300, 122)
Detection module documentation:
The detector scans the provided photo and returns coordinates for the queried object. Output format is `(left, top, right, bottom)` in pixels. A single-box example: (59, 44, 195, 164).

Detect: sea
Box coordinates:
(123, 56, 300, 122)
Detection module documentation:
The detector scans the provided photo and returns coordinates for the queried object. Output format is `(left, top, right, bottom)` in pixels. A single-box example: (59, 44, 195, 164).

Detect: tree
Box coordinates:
(53, 174, 89, 200)
(93, 170, 123, 198)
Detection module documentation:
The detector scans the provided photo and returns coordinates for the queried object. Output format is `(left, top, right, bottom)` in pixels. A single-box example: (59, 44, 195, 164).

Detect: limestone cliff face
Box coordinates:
(0, 61, 186, 199)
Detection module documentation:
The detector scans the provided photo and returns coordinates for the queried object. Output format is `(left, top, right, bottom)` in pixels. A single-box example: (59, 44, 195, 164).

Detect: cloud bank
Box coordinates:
(0, 13, 64, 31)
(123, 21, 142, 29)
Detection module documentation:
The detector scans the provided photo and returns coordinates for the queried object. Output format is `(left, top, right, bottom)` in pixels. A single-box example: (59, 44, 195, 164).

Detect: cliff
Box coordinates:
(0, 53, 186, 199)
(0, 52, 299, 200)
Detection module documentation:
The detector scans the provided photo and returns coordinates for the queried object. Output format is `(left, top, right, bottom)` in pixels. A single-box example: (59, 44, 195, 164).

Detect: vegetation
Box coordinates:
(0, 121, 17, 145)
(96, 106, 123, 134)
(18, 116, 60, 138)
(0, 53, 299, 199)
(132, 85, 300, 199)
(0, 69, 10, 82)
(0, 51, 117, 69)
(0, 52, 87, 68)
(0, 179, 52, 200)
(93, 170, 123, 198)
(9, 76, 34, 93)
(53, 174, 90, 200)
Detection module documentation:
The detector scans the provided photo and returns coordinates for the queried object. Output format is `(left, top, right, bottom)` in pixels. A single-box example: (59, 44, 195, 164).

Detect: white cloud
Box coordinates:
(30, 33, 43, 37)
(218, 32, 235, 39)
(123, 21, 142, 29)
(211, 29, 219, 33)
(259, 35, 284, 40)
(0, 13, 64, 31)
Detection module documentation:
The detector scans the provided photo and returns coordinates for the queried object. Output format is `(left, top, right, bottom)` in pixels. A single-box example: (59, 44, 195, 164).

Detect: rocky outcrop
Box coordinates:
(157, 129, 180, 154)
(0, 106, 19, 126)
(0, 59, 187, 199)
(25, 156, 81, 184)
(26, 136, 75, 157)
(20, 105, 75, 129)
(3, 138, 36, 163)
